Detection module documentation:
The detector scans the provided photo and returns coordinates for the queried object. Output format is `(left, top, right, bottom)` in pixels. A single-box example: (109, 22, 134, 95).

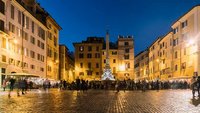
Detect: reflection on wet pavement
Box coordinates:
(0, 89, 199, 113)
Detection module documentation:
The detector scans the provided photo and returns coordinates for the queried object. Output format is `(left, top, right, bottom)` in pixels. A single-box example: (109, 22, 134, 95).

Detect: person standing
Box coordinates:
(156, 80, 160, 91)
(2, 79, 6, 91)
(191, 76, 197, 97)
(197, 76, 200, 97)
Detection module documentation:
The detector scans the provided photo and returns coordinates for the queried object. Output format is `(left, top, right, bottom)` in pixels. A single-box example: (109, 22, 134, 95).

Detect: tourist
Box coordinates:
(191, 76, 197, 97)
(197, 76, 200, 97)
(2, 79, 6, 91)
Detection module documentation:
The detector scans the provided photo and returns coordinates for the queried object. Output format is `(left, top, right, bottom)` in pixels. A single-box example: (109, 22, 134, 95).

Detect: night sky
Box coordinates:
(37, 0, 200, 55)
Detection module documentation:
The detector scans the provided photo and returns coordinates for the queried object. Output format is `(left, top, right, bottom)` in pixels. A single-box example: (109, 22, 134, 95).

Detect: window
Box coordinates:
(47, 65, 52, 72)
(2, 55, 6, 62)
(11, 5, 14, 19)
(173, 38, 178, 46)
(38, 27, 45, 40)
(2, 37, 6, 48)
(80, 63, 83, 68)
(113, 59, 116, 63)
(32, 21, 34, 33)
(124, 42, 129, 46)
(96, 72, 99, 76)
(112, 51, 117, 55)
(37, 40, 40, 47)
(54, 52, 57, 61)
(182, 20, 187, 28)
(88, 46, 92, 51)
(9, 22, 15, 33)
(79, 72, 84, 76)
(40, 67, 44, 72)
(31, 64, 35, 69)
(173, 27, 178, 34)
(175, 65, 178, 71)
(181, 62, 186, 69)
(87, 71, 92, 76)
(0, 0, 5, 15)
(79, 46, 84, 52)
(95, 53, 100, 58)
(0, 19, 4, 32)
(23, 31, 28, 41)
(18, 10, 21, 24)
(37, 53, 40, 61)
(96, 63, 99, 68)
(96, 46, 99, 51)
(175, 51, 178, 59)
(48, 32, 52, 40)
(30, 36, 35, 44)
(79, 53, 84, 58)
(88, 62, 91, 68)
(124, 55, 129, 59)
(25, 16, 29, 29)
(54, 36, 57, 46)
(41, 42, 44, 49)
(30, 51, 35, 58)
(126, 63, 130, 69)
(104, 59, 106, 63)
(87, 53, 92, 58)
(125, 49, 129, 53)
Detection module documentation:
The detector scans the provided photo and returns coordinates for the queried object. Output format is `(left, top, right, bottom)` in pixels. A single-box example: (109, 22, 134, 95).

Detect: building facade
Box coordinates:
(0, 0, 61, 86)
(135, 5, 200, 81)
(46, 16, 61, 80)
(117, 36, 134, 80)
(73, 37, 104, 81)
(134, 49, 149, 81)
(59, 45, 75, 83)
(73, 35, 135, 81)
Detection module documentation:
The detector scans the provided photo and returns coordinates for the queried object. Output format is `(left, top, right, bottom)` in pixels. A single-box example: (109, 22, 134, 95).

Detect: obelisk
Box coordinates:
(101, 31, 115, 80)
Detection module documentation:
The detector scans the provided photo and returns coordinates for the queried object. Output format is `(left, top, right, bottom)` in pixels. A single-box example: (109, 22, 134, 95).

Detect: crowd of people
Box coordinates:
(2, 77, 34, 97)
(1, 77, 196, 98)
(56, 78, 190, 92)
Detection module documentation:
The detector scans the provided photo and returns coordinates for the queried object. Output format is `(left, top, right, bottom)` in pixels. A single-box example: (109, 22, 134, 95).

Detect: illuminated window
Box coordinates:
(2, 37, 6, 49)
(79, 46, 84, 52)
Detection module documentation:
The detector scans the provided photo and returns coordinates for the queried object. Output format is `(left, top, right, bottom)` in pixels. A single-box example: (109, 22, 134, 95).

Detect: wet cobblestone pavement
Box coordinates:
(0, 89, 200, 113)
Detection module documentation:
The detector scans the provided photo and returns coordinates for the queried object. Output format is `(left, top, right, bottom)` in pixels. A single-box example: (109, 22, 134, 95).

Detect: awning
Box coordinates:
(6, 73, 39, 77)
(169, 76, 192, 80)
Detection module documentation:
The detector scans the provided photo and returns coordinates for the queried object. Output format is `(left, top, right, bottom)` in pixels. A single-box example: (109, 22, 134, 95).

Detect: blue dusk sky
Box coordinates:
(37, 0, 200, 55)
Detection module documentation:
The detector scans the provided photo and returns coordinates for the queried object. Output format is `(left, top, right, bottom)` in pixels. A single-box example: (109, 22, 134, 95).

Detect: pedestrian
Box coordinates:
(196, 76, 200, 97)
(2, 79, 6, 91)
(191, 76, 197, 97)
(8, 77, 16, 97)
(142, 79, 147, 92)
(76, 78, 80, 91)
(115, 80, 120, 93)
(156, 80, 159, 91)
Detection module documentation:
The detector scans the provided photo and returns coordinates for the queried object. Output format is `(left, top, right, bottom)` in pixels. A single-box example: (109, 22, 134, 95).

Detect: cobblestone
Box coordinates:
(0, 89, 200, 113)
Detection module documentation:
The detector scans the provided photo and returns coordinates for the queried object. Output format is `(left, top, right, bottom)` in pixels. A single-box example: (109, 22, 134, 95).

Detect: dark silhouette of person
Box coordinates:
(197, 76, 200, 96)
(76, 78, 80, 91)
